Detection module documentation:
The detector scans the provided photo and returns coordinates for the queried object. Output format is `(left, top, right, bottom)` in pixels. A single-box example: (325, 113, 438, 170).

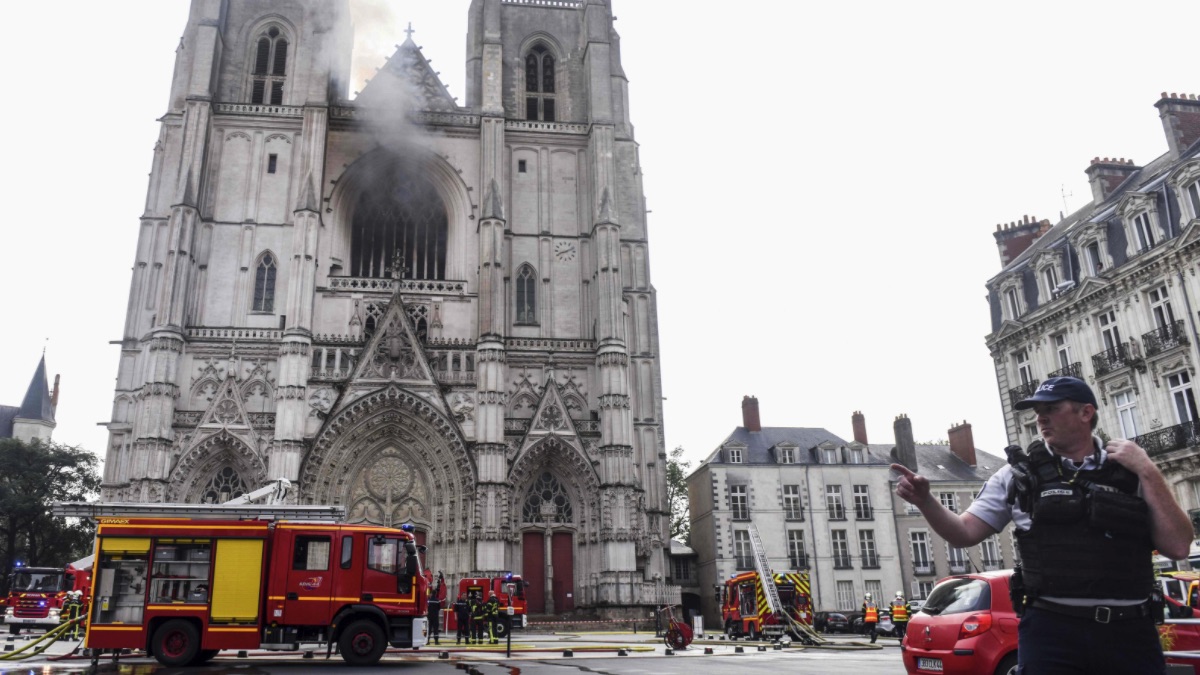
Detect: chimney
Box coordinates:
(1084, 157, 1140, 203)
(1156, 92, 1200, 159)
(851, 410, 868, 444)
(948, 420, 976, 468)
(51, 374, 60, 415)
(741, 395, 761, 432)
(893, 414, 917, 472)
(992, 215, 1052, 267)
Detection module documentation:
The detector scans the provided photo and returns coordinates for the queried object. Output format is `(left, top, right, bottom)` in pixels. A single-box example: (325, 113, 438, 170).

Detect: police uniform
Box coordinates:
(453, 595, 470, 644)
(427, 593, 442, 645)
(967, 437, 1164, 674)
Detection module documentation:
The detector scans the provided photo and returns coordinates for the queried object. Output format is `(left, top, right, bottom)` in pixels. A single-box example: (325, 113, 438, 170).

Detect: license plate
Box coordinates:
(918, 658, 943, 671)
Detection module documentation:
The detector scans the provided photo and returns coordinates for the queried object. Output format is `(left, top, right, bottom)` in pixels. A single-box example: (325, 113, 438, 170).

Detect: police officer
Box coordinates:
(485, 595, 501, 644)
(894, 376, 1193, 674)
(861, 592, 879, 643)
(453, 593, 470, 645)
(471, 593, 488, 644)
(890, 591, 908, 640)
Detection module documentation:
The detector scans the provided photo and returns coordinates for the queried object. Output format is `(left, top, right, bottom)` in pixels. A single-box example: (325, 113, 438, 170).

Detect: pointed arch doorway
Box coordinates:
(520, 471, 574, 614)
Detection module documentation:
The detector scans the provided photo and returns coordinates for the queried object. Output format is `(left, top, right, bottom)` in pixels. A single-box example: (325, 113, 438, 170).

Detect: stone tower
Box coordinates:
(102, 0, 670, 614)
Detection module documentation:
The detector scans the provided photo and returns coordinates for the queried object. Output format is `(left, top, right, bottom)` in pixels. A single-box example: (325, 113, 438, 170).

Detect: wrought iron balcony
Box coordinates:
(1092, 343, 1136, 377)
(1008, 380, 1040, 408)
(832, 555, 853, 569)
(860, 554, 880, 569)
(982, 558, 1003, 571)
(948, 562, 969, 574)
(1135, 420, 1200, 457)
(1143, 320, 1189, 357)
(913, 562, 934, 576)
(1048, 362, 1082, 380)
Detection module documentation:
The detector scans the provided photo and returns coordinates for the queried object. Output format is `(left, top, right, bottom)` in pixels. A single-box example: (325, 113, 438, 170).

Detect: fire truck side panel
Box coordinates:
(210, 539, 264, 623)
(272, 526, 336, 627)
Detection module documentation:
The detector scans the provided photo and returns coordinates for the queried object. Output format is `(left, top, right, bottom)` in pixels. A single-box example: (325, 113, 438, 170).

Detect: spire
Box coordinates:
(18, 356, 55, 423)
(296, 172, 319, 213)
(482, 178, 505, 220)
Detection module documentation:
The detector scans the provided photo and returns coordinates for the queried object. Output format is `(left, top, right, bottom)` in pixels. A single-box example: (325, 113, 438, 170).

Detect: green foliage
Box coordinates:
(666, 446, 691, 545)
(0, 438, 101, 587)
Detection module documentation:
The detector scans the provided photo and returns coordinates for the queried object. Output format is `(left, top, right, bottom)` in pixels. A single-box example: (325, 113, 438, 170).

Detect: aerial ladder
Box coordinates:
(747, 523, 824, 645)
(52, 478, 343, 521)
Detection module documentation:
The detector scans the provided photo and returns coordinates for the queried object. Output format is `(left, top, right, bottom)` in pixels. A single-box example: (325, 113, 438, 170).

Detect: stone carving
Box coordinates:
(538, 404, 565, 431)
(309, 388, 335, 414)
(450, 392, 475, 422)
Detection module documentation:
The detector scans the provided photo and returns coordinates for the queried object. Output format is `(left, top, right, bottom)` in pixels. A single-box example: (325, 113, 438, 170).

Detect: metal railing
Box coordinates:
(828, 505, 846, 520)
(913, 562, 934, 575)
(982, 558, 1003, 570)
(1092, 343, 1133, 376)
(735, 556, 754, 571)
(1008, 380, 1040, 408)
(860, 554, 880, 569)
(855, 506, 874, 521)
(1136, 420, 1200, 457)
(1048, 361, 1082, 379)
(790, 555, 809, 569)
(1143, 320, 1189, 357)
(832, 555, 853, 569)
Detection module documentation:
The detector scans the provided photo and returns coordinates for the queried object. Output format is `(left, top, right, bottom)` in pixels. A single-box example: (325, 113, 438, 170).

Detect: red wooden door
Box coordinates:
(522, 532, 545, 614)
(552, 532, 573, 612)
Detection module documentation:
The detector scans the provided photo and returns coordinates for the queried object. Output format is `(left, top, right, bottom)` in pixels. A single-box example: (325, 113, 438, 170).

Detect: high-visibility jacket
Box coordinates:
(863, 602, 878, 623)
(891, 601, 908, 622)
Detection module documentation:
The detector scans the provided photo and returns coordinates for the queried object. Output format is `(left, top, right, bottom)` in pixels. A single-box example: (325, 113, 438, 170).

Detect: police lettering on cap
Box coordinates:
(1013, 376, 1099, 411)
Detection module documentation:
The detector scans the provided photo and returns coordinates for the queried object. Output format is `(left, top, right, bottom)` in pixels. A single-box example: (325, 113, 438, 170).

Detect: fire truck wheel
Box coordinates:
(339, 619, 386, 666)
(151, 620, 200, 667)
(747, 624, 759, 641)
(492, 619, 509, 639)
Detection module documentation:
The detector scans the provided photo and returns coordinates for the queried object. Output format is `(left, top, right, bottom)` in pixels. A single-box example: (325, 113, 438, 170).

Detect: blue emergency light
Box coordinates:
(400, 524, 415, 532)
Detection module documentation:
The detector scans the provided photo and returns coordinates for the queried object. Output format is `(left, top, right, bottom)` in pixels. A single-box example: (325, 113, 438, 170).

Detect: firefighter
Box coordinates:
(890, 591, 909, 639)
(453, 593, 470, 645)
(471, 592, 488, 644)
(427, 573, 443, 645)
(486, 595, 501, 644)
(861, 592, 879, 644)
(60, 590, 85, 641)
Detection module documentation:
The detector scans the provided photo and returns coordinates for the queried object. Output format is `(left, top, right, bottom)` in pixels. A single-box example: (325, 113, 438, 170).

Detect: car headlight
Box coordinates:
(4, 608, 12, 618)
(49, 609, 61, 618)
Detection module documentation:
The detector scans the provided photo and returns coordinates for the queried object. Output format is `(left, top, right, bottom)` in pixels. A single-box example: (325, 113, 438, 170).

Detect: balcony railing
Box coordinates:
(790, 555, 809, 569)
(855, 506, 874, 521)
(784, 507, 805, 521)
(948, 562, 969, 574)
(1008, 380, 1040, 408)
(1143, 320, 1189, 357)
(1135, 420, 1200, 457)
(735, 556, 754, 571)
(832, 555, 853, 569)
(1092, 343, 1135, 377)
(1048, 361, 1082, 380)
(913, 562, 934, 575)
(860, 554, 880, 569)
(828, 505, 846, 520)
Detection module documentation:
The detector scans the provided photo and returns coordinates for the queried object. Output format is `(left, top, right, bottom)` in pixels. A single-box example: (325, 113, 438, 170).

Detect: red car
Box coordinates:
(901, 571, 1018, 675)
(903, 570, 1200, 675)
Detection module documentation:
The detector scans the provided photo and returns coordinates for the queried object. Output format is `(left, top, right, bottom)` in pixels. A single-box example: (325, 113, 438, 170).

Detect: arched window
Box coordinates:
(523, 471, 573, 524)
(349, 162, 447, 280)
(202, 466, 248, 504)
(515, 264, 537, 325)
(524, 45, 555, 121)
(250, 26, 288, 105)
(253, 253, 277, 312)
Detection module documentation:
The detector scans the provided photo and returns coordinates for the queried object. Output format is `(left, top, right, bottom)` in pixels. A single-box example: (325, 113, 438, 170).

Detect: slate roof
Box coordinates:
(669, 539, 696, 556)
(702, 426, 885, 465)
(18, 356, 54, 423)
(0, 405, 18, 438)
(870, 443, 1005, 483)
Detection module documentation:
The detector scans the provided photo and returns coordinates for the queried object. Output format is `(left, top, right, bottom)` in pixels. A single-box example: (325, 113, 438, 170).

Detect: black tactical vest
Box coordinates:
(1008, 440, 1154, 600)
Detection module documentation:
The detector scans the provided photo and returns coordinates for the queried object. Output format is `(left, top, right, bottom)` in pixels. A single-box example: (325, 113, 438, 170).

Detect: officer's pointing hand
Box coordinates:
(892, 463, 932, 507)
(1105, 439, 1155, 478)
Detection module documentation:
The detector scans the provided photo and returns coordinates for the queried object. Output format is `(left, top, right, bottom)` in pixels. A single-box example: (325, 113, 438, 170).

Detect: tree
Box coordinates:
(666, 446, 692, 545)
(0, 438, 101, 589)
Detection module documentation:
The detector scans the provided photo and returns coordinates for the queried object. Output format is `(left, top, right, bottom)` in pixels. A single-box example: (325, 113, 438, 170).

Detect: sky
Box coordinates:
(1, 1, 1197, 473)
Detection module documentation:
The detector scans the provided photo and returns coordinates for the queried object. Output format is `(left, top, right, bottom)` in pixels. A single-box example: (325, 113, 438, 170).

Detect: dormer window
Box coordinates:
(524, 45, 556, 121)
(1169, 161, 1200, 224)
(1070, 222, 1111, 278)
(1132, 212, 1157, 253)
(821, 447, 838, 464)
(727, 447, 742, 464)
(778, 447, 795, 464)
(1085, 242, 1103, 275)
(250, 26, 288, 105)
(1119, 194, 1163, 258)
(1187, 181, 1200, 222)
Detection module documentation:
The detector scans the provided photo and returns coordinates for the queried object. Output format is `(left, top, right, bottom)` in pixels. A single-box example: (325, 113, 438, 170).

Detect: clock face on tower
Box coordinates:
(554, 241, 576, 261)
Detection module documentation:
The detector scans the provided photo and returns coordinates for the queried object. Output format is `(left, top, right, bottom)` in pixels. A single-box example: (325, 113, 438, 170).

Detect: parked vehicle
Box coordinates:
(852, 609, 897, 637)
(901, 571, 1018, 675)
(5, 557, 91, 635)
(813, 611, 850, 634)
(446, 573, 527, 638)
(719, 570, 814, 640)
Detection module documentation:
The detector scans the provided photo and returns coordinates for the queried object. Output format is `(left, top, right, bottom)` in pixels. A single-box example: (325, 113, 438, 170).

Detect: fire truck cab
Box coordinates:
(719, 571, 813, 640)
(448, 574, 527, 636)
(5, 565, 69, 633)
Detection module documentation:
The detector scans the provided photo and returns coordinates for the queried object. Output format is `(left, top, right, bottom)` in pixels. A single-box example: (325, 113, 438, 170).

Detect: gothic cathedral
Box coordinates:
(101, 0, 669, 613)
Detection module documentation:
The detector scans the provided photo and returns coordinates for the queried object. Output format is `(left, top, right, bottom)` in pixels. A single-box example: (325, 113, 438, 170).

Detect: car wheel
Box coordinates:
(151, 620, 200, 667)
(747, 623, 758, 641)
(339, 619, 386, 666)
(994, 652, 1018, 675)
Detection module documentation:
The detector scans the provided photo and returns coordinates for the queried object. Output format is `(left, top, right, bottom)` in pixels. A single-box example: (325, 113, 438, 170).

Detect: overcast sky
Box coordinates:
(2, 1, 1197, 472)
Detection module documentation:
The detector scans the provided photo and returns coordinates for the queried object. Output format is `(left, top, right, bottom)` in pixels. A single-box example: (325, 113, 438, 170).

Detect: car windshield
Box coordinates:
(922, 578, 991, 616)
(11, 572, 63, 592)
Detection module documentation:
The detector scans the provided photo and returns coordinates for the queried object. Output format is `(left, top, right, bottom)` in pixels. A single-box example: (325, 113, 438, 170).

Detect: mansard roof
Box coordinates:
(355, 35, 459, 112)
(18, 356, 54, 423)
(704, 425, 859, 465)
(870, 442, 1004, 483)
(0, 405, 18, 438)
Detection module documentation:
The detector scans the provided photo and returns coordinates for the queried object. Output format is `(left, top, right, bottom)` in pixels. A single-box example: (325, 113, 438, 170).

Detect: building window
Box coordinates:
(831, 530, 851, 568)
(836, 580, 855, 610)
(864, 580, 883, 601)
(1085, 241, 1104, 275)
(859, 530, 878, 568)
(853, 485, 872, 520)
(672, 557, 690, 581)
(518, 159, 527, 173)
(1186, 180, 1200, 221)
(849, 447, 865, 464)
(730, 485, 749, 520)
(787, 530, 807, 568)
(1054, 333, 1071, 370)
(947, 545, 968, 573)
(910, 531, 932, 574)
(914, 580, 934, 600)
(826, 485, 845, 520)
(202, 466, 247, 504)
(778, 447, 795, 464)
(1042, 264, 1058, 298)
(250, 26, 288, 105)
(938, 492, 958, 513)
(267, 154, 278, 174)
(1005, 287, 1021, 320)
(822, 447, 838, 463)
(348, 162, 448, 280)
(1132, 212, 1157, 253)
(515, 264, 537, 325)
(1114, 390, 1139, 438)
(522, 471, 573, 524)
(524, 44, 555, 121)
(980, 536, 1002, 570)
(1168, 372, 1199, 424)
(1098, 309, 1122, 351)
(783, 485, 803, 520)
(1150, 286, 1177, 330)
(253, 253, 277, 312)
(727, 447, 742, 464)
(1014, 349, 1034, 386)
(733, 530, 752, 570)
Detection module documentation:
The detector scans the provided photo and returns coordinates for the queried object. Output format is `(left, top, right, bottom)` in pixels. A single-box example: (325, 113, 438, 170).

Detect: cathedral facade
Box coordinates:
(101, 0, 671, 614)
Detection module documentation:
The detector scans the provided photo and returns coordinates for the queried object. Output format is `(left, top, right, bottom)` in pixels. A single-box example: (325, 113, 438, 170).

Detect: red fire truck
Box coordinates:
(720, 571, 814, 640)
(4, 557, 92, 634)
(74, 508, 430, 666)
(446, 573, 527, 637)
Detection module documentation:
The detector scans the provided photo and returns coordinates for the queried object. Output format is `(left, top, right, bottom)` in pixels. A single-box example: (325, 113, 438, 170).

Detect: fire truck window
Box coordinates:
(340, 535, 353, 569)
(151, 541, 212, 604)
(293, 536, 331, 571)
(367, 538, 400, 574)
(739, 583, 756, 616)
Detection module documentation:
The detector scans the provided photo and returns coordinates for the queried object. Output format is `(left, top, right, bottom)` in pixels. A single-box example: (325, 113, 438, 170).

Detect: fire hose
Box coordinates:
(0, 615, 86, 661)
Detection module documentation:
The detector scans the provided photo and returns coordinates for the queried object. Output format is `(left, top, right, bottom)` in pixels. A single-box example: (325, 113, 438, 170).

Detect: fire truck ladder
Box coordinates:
(52, 501, 345, 522)
(747, 523, 825, 645)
